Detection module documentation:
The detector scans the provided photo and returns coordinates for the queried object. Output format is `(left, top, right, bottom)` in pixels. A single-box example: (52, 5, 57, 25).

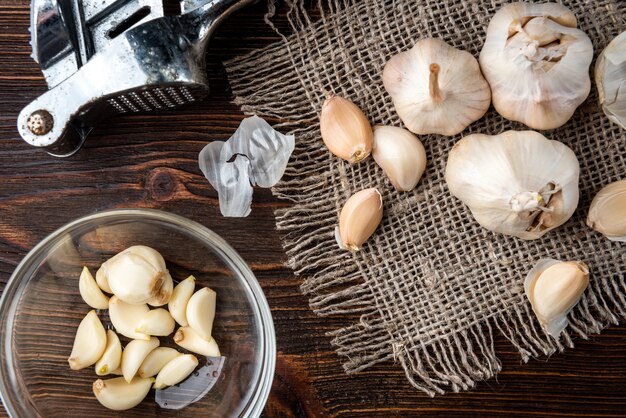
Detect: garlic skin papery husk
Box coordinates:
(382, 38, 491, 136)
(587, 179, 626, 242)
(445, 130, 579, 239)
(479, 3, 593, 130)
(335, 188, 383, 252)
(595, 31, 626, 130)
(320, 94, 374, 163)
(372, 125, 427, 191)
(524, 259, 589, 338)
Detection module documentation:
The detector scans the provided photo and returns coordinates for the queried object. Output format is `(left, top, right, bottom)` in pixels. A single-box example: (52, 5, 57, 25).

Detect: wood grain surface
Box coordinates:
(1, 1, 625, 417)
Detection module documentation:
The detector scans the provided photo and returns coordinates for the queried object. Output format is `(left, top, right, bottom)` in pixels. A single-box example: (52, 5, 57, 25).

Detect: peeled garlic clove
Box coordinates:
(153, 354, 199, 389)
(445, 130, 579, 239)
(121, 337, 160, 383)
(95, 330, 122, 376)
(595, 31, 626, 130)
(79, 266, 109, 309)
(168, 275, 196, 326)
(479, 3, 593, 130)
(587, 179, 626, 242)
(106, 246, 170, 304)
(138, 347, 181, 378)
(108, 296, 150, 340)
(93, 377, 152, 411)
(524, 259, 590, 337)
(382, 38, 491, 136)
(148, 272, 173, 306)
(110, 367, 123, 376)
(68, 310, 107, 370)
(186, 287, 216, 340)
(336, 188, 383, 252)
(174, 326, 220, 357)
(372, 125, 427, 191)
(95, 263, 112, 294)
(136, 308, 175, 336)
(320, 94, 373, 163)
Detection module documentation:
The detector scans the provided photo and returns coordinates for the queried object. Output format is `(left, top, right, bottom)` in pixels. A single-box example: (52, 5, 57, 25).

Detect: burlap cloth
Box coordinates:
(225, 0, 626, 395)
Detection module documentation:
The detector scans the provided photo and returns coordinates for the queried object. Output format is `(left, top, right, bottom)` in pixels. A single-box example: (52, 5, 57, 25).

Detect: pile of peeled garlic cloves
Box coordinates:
(318, 2, 625, 338)
(69, 246, 220, 411)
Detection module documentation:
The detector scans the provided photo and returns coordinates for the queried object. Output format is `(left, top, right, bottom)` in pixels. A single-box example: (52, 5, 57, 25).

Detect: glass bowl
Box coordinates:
(0, 209, 275, 417)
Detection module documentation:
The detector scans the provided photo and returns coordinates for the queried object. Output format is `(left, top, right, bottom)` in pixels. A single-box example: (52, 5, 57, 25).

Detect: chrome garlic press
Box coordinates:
(18, 0, 253, 156)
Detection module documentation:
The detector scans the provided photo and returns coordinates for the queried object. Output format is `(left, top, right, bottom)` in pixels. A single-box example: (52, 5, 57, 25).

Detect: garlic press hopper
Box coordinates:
(18, 0, 253, 156)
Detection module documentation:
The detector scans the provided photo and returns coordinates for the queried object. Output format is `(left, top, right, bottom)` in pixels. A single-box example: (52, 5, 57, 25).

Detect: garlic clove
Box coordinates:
(148, 272, 173, 306)
(383, 38, 491, 136)
(95, 330, 122, 376)
(108, 296, 151, 340)
(174, 326, 220, 357)
(587, 179, 626, 242)
(68, 310, 107, 370)
(153, 354, 199, 389)
(595, 31, 626, 130)
(337, 188, 383, 251)
(479, 3, 593, 130)
(372, 125, 427, 191)
(138, 347, 181, 378)
(95, 263, 113, 294)
(168, 275, 196, 326)
(93, 377, 152, 411)
(121, 337, 160, 383)
(524, 259, 590, 337)
(110, 367, 123, 376)
(106, 249, 168, 305)
(79, 266, 109, 309)
(135, 308, 175, 336)
(445, 130, 579, 240)
(320, 94, 373, 163)
(186, 287, 216, 340)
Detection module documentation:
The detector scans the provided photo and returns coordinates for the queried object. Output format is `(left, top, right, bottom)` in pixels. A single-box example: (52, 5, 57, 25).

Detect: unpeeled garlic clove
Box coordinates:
(174, 326, 220, 357)
(595, 31, 626, 130)
(105, 246, 170, 304)
(382, 38, 491, 135)
(153, 354, 199, 389)
(95, 330, 122, 376)
(524, 259, 589, 338)
(168, 276, 196, 326)
(336, 188, 383, 252)
(93, 377, 153, 411)
(79, 266, 109, 309)
(320, 94, 373, 163)
(95, 263, 113, 293)
(121, 337, 160, 383)
(186, 287, 216, 340)
(587, 179, 626, 242)
(372, 125, 427, 191)
(108, 296, 150, 340)
(68, 310, 107, 370)
(138, 347, 181, 378)
(135, 308, 175, 336)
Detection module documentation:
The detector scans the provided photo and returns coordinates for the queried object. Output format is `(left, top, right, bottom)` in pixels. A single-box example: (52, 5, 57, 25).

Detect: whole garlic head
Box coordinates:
(445, 130, 579, 240)
(383, 38, 491, 136)
(595, 31, 626, 130)
(479, 3, 593, 130)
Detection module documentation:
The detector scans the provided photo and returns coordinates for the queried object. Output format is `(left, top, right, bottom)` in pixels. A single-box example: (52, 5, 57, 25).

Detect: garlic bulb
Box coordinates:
(587, 179, 626, 242)
(445, 130, 579, 239)
(382, 38, 491, 136)
(595, 31, 626, 130)
(335, 188, 383, 251)
(104, 246, 173, 305)
(372, 126, 427, 191)
(479, 3, 593, 130)
(320, 94, 373, 163)
(524, 259, 589, 338)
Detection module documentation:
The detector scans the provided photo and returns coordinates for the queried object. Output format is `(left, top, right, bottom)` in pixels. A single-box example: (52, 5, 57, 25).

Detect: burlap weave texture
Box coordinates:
(225, 0, 626, 395)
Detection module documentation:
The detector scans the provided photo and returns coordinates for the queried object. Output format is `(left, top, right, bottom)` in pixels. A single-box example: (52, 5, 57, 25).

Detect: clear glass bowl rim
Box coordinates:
(0, 208, 276, 418)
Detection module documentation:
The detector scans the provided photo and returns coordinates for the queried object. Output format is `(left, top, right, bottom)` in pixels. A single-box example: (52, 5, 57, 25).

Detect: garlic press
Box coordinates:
(18, 0, 253, 157)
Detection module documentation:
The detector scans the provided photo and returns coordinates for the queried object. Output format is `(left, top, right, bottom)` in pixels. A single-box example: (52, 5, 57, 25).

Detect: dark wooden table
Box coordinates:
(1, 1, 626, 417)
